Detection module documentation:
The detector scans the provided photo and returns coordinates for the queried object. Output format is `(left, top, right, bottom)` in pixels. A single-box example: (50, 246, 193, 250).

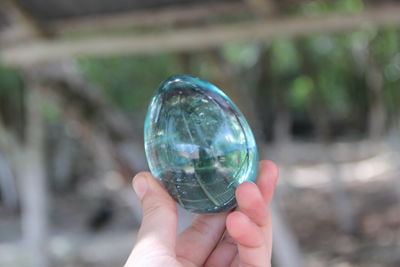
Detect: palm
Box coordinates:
(125, 160, 277, 267)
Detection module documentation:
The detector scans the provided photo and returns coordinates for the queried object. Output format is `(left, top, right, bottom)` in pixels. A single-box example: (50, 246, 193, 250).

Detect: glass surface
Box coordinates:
(144, 74, 258, 213)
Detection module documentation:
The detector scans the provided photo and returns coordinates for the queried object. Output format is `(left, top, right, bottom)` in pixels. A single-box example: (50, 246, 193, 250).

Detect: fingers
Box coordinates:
(257, 160, 278, 204)
(204, 233, 238, 267)
(233, 180, 274, 265)
(176, 213, 228, 266)
(205, 160, 278, 267)
(227, 160, 277, 266)
(236, 181, 269, 227)
(226, 211, 270, 267)
(132, 172, 178, 250)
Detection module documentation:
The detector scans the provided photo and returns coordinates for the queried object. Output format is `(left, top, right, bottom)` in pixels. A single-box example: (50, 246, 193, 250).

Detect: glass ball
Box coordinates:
(144, 74, 258, 213)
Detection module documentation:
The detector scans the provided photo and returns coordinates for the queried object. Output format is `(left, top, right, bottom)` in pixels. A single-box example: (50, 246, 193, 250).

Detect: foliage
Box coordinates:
(0, 65, 23, 101)
(0, 3, 398, 140)
(74, 25, 400, 139)
(78, 54, 182, 113)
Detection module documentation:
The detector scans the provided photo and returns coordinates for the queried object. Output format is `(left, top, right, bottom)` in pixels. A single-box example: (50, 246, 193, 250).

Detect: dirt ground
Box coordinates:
(282, 177, 400, 267)
(1, 141, 399, 267)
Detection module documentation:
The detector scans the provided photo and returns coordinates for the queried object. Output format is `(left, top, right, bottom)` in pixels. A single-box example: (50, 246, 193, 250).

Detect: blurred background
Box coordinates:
(0, 0, 399, 266)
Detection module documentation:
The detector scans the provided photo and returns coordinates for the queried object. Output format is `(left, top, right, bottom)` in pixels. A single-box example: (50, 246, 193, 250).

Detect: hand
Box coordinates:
(125, 160, 278, 267)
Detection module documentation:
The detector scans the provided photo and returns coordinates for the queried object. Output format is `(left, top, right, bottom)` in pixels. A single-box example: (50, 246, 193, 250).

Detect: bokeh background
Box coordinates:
(0, 0, 400, 266)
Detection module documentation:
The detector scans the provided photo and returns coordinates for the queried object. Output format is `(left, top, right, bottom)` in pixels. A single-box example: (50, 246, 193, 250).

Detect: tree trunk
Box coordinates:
(388, 125, 400, 202)
(51, 131, 75, 190)
(367, 61, 386, 141)
(271, 201, 303, 267)
(273, 82, 293, 174)
(19, 85, 49, 267)
(0, 151, 18, 210)
(0, 115, 21, 212)
(326, 150, 356, 233)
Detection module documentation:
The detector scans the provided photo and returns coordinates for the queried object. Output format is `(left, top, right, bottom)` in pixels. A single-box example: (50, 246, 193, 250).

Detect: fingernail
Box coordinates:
(133, 175, 148, 200)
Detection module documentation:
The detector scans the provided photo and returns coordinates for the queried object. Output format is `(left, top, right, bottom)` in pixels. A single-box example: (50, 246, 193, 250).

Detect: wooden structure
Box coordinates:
(1, 0, 400, 66)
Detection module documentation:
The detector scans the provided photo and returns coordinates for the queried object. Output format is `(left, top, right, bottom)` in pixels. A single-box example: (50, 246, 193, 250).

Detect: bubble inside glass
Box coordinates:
(144, 74, 258, 213)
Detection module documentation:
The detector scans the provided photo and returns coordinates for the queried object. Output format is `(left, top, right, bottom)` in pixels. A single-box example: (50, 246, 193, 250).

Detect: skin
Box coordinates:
(125, 160, 278, 267)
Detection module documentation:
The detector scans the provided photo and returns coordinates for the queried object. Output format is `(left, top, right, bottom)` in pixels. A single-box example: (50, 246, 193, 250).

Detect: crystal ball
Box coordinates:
(144, 74, 258, 213)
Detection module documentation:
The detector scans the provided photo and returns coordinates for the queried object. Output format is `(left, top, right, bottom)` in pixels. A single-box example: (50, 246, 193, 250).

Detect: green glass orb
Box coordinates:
(144, 74, 258, 213)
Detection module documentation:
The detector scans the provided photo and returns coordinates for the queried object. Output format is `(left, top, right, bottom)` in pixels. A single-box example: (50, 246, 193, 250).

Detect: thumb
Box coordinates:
(133, 172, 178, 249)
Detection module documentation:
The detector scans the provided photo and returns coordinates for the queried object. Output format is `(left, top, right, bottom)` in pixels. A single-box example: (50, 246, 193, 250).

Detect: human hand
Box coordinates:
(124, 160, 278, 267)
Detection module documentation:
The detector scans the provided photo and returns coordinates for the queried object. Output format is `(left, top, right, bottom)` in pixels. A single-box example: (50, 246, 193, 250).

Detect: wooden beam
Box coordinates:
(243, 0, 277, 17)
(2, 4, 400, 66)
(4, 0, 53, 38)
(54, 2, 248, 33)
